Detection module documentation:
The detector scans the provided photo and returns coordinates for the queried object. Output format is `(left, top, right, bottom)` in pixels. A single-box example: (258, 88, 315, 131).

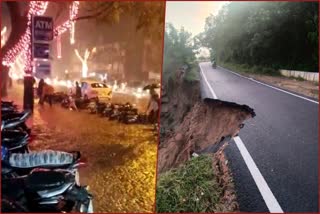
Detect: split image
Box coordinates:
(1, 1, 319, 213)
(157, 1, 318, 213)
(1, 1, 164, 212)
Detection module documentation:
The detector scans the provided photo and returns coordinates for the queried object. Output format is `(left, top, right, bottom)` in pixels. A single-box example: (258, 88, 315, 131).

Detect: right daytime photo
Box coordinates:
(157, 1, 318, 213)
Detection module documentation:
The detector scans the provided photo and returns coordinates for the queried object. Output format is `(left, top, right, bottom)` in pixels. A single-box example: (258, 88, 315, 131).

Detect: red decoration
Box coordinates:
(3, 1, 79, 74)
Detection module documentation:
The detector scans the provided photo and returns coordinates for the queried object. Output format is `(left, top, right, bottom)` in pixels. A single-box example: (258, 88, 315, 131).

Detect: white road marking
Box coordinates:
(217, 64, 319, 105)
(200, 64, 218, 99)
(234, 137, 283, 213)
(199, 63, 284, 213)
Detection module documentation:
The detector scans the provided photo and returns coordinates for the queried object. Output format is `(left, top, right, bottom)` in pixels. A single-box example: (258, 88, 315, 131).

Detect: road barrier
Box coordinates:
(279, 69, 319, 82)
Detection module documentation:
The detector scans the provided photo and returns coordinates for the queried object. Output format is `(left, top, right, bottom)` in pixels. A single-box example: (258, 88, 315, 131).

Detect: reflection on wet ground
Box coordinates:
(6, 87, 158, 212)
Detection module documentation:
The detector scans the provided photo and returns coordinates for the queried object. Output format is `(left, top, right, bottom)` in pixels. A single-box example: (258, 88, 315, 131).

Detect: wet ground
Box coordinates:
(5, 85, 158, 213)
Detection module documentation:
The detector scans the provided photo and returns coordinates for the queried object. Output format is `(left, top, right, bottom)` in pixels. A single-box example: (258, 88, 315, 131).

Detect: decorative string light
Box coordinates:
(57, 34, 62, 59)
(70, 21, 75, 44)
(3, 1, 48, 68)
(1, 26, 7, 36)
(69, 2, 78, 45)
(3, 1, 79, 75)
(54, 1, 79, 36)
(1, 26, 7, 47)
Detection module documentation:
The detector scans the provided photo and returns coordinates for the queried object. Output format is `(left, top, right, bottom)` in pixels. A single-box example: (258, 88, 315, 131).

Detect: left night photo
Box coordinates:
(1, 1, 164, 213)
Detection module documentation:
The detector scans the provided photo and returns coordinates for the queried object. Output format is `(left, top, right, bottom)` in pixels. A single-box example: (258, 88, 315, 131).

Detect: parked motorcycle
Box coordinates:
(2, 101, 32, 134)
(2, 130, 30, 153)
(1, 100, 94, 213)
(118, 103, 139, 124)
(2, 170, 93, 213)
(108, 104, 122, 120)
(102, 103, 114, 117)
(2, 150, 84, 179)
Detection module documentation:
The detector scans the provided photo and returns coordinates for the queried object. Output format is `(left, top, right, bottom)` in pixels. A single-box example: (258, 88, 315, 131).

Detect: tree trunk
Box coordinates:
(1, 2, 28, 97)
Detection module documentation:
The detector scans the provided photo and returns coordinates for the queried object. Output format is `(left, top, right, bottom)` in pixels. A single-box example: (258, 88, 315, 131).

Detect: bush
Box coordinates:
(289, 76, 305, 81)
(251, 65, 264, 73)
(240, 64, 250, 69)
(261, 67, 280, 76)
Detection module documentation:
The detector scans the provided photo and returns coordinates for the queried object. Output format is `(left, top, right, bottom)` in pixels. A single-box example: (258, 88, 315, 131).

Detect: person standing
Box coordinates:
(75, 81, 82, 99)
(41, 82, 54, 107)
(147, 92, 159, 124)
(37, 79, 45, 104)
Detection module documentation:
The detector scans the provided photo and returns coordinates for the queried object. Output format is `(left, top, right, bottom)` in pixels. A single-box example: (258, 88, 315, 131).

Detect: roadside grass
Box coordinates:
(288, 76, 305, 81)
(219, 62, 282, 77)
(156, 155, 222, 213)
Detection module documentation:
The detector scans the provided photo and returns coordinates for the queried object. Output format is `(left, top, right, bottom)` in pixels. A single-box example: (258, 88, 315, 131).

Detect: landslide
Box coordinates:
(157, 68, 255, 212)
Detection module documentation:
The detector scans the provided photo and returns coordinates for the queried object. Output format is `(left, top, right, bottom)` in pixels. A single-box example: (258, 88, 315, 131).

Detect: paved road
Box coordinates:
(199, 62, 318, 212)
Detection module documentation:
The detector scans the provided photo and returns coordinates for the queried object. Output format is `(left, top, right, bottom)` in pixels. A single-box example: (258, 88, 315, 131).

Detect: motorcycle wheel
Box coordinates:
(75, 199, 93, 213)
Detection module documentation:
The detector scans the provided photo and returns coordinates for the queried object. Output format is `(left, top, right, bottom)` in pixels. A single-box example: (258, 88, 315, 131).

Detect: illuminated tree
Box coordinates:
(74, 47, 96, 78)
(1, 26, 7, 47)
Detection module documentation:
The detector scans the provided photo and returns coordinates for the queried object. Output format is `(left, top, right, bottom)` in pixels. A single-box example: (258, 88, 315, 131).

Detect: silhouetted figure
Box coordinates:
(37, 79, 45, 104)
(41, 82, 54, 107)
(147, 92, 159, 124)
(75, 81, 82, 99)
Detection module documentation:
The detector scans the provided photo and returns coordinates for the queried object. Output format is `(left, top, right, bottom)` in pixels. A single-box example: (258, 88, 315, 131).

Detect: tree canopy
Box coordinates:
(202, 2, 318, 72)
(163, 23, 197, 80)
(77, 1, 164, 41)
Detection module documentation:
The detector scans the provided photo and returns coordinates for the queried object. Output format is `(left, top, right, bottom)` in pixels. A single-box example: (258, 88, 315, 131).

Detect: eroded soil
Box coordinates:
(158, 69, 256, 212)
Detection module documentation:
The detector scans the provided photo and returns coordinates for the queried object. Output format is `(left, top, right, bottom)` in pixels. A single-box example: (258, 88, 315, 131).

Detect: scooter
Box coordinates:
(2, 108, 32, 135)
(2, 150, 85, 179)
(2, 170, 93, 213)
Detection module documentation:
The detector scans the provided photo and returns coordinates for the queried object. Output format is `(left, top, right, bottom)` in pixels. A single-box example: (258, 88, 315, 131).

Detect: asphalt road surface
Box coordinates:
(199, 62, 318, 212)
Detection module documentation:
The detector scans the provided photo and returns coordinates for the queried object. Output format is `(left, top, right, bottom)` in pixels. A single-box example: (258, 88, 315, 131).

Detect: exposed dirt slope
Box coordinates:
(157, 69, 255, 212)
(159, 70, 255, 173)
(158, 99, 255, 173)
(160, 71, 201, 143)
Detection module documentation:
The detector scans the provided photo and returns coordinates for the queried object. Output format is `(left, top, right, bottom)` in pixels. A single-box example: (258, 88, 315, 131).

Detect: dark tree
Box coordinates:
(202, 2, 318, 72)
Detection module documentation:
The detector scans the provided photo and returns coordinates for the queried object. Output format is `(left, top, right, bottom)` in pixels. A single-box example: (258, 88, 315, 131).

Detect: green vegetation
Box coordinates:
(220, 62, 282, 76)
(201, 2, 318, 73)
(289, 76, 305, 81)
(163, 23, 198, 82)
(184, 67, 200, 82)
(156, 155, 222, 213)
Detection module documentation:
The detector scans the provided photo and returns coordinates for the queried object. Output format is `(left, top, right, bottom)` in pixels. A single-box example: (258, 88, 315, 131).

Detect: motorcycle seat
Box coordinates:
(2, 100, 14, 105)
(8, 150, 75, 169)
(25, 171, 73, 192)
